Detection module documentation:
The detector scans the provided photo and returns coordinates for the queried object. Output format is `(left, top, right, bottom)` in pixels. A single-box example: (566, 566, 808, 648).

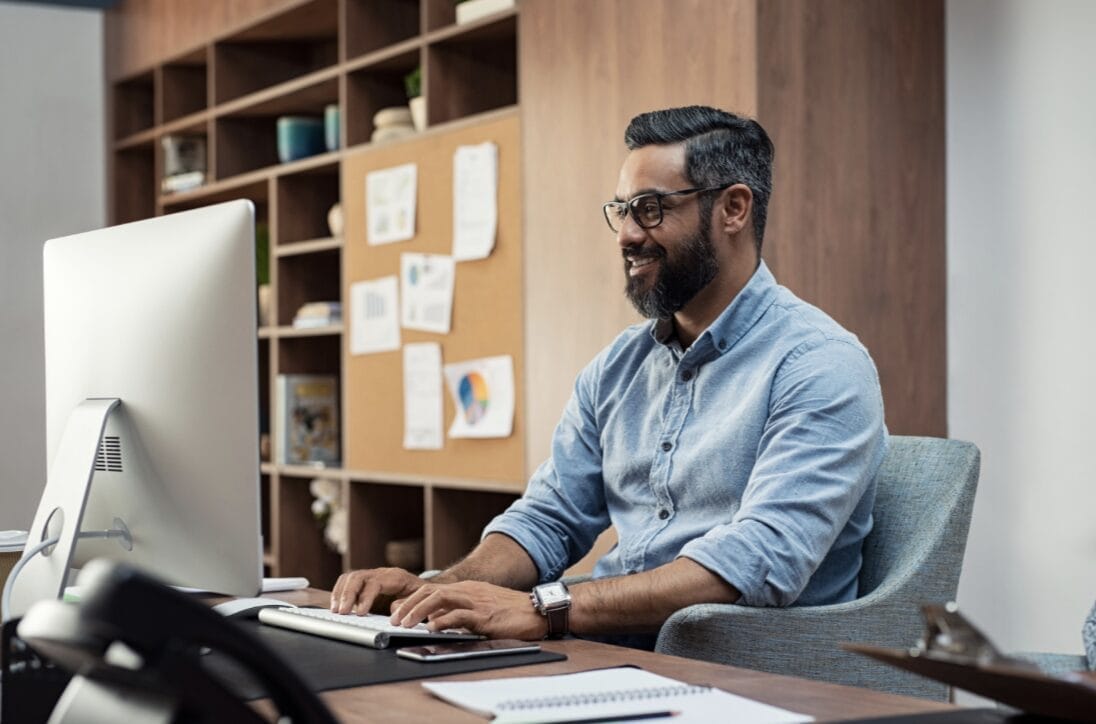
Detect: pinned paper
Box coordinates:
(349, 276, 400, 355)
(366, 162, 417, 245)
(403, 342, 444, 450)
(443, 355, 514, 439)
(400, 253, 456, 334)
(452, 142, 498, 261)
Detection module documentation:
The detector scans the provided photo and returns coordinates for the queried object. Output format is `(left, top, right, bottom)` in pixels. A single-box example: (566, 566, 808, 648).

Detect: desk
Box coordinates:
(263, 589, 956, 723)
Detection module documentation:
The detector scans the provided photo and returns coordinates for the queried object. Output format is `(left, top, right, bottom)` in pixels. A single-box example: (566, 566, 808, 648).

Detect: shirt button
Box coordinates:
(718, 340, 727, 350)
(661, 442, 672, 452)
(658, 509, 670, 520)
(681, 370, 694, 382)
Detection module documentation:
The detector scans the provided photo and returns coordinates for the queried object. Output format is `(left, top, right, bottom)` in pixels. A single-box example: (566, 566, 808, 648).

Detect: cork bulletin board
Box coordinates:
(342, 112, 524, 485)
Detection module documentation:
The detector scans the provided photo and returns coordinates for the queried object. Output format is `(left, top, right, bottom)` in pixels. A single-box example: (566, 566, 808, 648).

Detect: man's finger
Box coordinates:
(354, 578, 382, 615)
(335, 570, 368, 614)
(389, 584, 435, 623)
(425, 608, 476, 633)
(397, 588, 459, 628)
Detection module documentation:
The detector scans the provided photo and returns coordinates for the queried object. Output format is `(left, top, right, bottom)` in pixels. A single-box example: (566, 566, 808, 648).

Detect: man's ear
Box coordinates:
(718, 184, 753, 236)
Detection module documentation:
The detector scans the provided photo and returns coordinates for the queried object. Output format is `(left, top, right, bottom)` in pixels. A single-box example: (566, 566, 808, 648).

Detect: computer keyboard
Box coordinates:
(257, 606, 483, 649)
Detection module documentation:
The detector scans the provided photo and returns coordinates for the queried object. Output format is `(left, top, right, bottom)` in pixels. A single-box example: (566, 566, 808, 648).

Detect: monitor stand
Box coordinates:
(7, 398, 133, 619)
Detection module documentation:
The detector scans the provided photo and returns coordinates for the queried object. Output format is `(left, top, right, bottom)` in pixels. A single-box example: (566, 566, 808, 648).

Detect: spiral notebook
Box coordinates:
(423, 666, 813, 723)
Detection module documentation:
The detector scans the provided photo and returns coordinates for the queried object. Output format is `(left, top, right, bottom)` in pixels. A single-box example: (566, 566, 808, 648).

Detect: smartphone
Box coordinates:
(396, 639, 541, 662)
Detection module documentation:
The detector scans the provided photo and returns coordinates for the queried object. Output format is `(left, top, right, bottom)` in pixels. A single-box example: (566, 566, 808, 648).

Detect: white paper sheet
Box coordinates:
(366, 162, 417, 245)
(423, 667, 813, 724)
(442, 355, 514, 439)
(400, 253, 456, 334)
(452, 142, 498, 261)
(402, 342, 444, 450)
(349, 276, 401, 355)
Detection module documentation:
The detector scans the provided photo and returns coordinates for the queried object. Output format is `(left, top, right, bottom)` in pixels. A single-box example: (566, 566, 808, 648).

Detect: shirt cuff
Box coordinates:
(482, 512, 571, 584)
(678, 529, 774, 607)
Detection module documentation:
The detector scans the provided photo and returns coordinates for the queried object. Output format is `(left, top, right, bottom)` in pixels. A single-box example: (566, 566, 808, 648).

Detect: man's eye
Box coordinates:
(636, 198, 660, 219)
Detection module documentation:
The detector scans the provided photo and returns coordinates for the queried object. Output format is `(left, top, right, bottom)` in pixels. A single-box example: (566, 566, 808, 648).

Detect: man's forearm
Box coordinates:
(433, 533, 540, 589)
(570, 558, 740, 634)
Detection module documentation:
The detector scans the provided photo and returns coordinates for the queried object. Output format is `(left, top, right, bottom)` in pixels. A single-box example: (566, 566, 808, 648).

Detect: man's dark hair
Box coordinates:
(624, 106, 774, 251)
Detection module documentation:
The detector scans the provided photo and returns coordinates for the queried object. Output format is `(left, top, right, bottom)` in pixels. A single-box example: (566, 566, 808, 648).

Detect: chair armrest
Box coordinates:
(1011, 651, 1088, 676)
(655, 597, 945, 699)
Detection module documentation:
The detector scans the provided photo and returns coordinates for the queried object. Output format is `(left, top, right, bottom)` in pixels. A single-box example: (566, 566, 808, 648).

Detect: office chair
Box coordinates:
(654, 436, 981, 700)
(1008, 599, 1096, 676)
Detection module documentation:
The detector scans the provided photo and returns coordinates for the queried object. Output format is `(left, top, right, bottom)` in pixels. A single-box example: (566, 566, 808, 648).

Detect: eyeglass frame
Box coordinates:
(602, 183, 734, 233)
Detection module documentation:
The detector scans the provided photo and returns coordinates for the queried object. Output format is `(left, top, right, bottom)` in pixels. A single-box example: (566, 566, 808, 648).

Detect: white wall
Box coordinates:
(0, 2, 104, 529)
(949, 0, 1096, 656)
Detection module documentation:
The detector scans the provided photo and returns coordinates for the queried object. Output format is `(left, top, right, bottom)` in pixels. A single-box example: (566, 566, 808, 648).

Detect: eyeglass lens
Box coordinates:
(604, 194, 662, 233)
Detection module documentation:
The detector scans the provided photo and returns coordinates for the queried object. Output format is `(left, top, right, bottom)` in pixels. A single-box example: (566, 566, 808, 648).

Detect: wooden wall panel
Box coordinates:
(105, 0, 297, 79)
(758, 0, 946, 436)
(519, 0, 759, 474)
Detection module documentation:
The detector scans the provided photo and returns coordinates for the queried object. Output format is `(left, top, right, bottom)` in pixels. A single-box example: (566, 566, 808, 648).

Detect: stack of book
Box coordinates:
(292, 301, 341, 329)
(161, 135, 206, 194)
(371, 106, 416, 144)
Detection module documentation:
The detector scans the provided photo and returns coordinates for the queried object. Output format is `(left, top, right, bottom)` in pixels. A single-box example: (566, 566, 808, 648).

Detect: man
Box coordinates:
(331, 106, 887, 645)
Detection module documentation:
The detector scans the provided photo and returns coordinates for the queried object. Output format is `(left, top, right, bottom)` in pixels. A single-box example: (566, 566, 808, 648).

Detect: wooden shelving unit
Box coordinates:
(109, 0, 521, 588)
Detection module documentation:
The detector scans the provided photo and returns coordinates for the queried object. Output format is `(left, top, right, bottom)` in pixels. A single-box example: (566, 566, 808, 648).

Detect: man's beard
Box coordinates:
(623, 224, 719, 319)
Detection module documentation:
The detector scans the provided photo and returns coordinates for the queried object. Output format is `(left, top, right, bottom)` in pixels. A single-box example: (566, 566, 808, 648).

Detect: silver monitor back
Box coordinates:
(13, 200, 262, 615)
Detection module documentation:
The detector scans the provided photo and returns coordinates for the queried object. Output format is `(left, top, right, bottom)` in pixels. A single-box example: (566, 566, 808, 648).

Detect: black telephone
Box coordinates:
(9, 560, 336, 724)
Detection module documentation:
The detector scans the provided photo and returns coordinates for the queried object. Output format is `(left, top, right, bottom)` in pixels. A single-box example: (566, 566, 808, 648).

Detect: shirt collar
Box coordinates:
(649, 261, 779, 357)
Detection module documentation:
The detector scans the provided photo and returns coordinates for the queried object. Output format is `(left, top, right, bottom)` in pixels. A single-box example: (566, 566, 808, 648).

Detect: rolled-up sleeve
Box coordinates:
(483, 359, 611, 583)
(678, 339, 886, 606)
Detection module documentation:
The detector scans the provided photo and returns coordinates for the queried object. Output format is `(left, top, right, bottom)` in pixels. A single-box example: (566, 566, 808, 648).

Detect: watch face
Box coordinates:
(537, 582, 570, 607)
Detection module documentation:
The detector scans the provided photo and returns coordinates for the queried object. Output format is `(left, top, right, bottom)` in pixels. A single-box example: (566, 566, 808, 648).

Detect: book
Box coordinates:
(276, 374, 340, 466)
(293, 301, 342, 328)
(422, 667, 813, 724)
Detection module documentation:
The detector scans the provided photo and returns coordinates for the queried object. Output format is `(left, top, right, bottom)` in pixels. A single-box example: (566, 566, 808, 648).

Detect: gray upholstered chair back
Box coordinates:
(859, 436, 979, 603)
(655, 436, 981, 700)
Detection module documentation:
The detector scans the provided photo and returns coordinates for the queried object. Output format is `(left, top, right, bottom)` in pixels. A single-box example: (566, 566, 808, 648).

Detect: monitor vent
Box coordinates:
(95, 436, 123, 472)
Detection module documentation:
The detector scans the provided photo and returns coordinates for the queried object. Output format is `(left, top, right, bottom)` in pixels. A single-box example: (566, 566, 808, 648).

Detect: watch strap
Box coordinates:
(545, 603, 569, 639)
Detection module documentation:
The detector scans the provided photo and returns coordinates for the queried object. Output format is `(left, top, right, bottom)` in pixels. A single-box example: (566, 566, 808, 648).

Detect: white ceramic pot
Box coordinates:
(409, 96, 426, 132)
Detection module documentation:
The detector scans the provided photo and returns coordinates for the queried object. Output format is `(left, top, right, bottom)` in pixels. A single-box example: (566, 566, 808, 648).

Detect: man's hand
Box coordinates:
(330, 567, 425, 615)
(390, 581, 548, 640)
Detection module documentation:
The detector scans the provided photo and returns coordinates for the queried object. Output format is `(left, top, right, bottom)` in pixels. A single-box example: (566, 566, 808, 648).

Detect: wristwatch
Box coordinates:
(530, 581, 572, 639)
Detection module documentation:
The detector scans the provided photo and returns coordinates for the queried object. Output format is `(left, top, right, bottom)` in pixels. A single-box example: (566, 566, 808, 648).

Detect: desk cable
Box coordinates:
(2, 529, 128, 623)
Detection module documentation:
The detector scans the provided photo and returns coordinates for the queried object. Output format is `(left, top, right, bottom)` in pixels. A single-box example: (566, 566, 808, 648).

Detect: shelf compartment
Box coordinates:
(212, 0, 339, 105)
(276, 163, 340, 245)
(260, 473, 272, 558)
(278, 332, 341, 377)
(276, 474, 344, 589)
(347, 482, 425, 571)
(112, 143, 156, 224)
(427, 488, 519, 570)
(259, 337, 272, 458)
(344, 0, 420, 61)
(425, 13, 517, 126)
(215, 76, 339, 179)
(276, 248, 341, 329)
(345, 47, 421, 146)
(161, 179, 268, 220)
(161, 47, 209, 123)
(423, 0, 457, 32)
(113, 70, 155, 139)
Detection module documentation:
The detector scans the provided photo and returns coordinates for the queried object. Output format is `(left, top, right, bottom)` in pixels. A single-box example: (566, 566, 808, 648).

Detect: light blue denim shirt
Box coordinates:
(484, 261, 887, 608)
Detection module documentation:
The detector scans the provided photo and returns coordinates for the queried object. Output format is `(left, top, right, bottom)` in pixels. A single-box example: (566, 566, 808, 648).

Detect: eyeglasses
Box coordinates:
(602, 183, 732, 233)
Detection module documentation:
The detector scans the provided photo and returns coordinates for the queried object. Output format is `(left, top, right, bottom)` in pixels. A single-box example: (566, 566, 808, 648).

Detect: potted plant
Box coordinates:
(405, 66, 425, 132)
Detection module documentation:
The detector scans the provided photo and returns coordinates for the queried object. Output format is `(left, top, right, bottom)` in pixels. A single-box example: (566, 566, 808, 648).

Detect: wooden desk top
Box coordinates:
(255, 589, 956, 723)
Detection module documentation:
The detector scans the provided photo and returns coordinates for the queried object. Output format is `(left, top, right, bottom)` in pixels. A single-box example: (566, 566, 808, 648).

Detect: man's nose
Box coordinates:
(616, 212, 647, 249)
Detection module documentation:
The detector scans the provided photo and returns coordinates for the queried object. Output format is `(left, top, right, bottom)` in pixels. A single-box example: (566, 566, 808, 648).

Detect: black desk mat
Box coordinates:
(841, 709, 1069, 724)
(202, 619, 567, 700)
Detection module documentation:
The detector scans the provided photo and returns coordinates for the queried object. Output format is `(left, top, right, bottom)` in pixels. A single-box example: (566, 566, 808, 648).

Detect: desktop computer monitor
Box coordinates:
(5, 200, 262, 619)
